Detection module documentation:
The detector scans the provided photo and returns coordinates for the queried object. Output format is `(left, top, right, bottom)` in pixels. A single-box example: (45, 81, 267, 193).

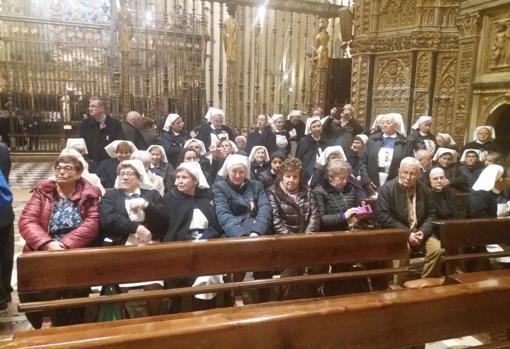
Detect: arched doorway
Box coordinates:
(487, 103, 510, 159)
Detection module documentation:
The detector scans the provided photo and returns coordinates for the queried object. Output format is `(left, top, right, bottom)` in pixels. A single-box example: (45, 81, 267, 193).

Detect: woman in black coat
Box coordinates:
(196, 107, 235, 150)
(429, 167, 459, 220)
(295, 117, 328, 182)
(246, 114, 276, 154)
(99, 159, 167, 246)
(161, 113, 188, 168)
(469, 164, 507, 218)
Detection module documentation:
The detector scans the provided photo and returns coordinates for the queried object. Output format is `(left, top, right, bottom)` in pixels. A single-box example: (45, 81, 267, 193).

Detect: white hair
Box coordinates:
(400, 157, 420, 169)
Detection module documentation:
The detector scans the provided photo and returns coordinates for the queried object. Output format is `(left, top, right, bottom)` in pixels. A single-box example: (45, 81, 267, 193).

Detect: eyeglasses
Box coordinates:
(54, 166, 75, 173)
(118, 171, 137, 178)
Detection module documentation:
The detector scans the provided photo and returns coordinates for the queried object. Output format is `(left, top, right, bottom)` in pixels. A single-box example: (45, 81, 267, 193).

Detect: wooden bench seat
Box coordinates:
(6, 276, 510, 349)
(435, 217, 510, 280)
(17, 229, 408, 314)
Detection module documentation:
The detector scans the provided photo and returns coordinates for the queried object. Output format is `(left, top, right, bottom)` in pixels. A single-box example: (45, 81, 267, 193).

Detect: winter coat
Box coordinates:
(296, 135, 328, 182)
(309, 165, 368, 200)
(360, 133, 412, 187)
(79, 115, 124, 162)
(212, 178, 271, 237)
(196, 123, 235, 149)
(462, 140, 500, 154)
(149, 162, 176, 192)
(99, 188, 167, 245)
(19, 178, 101, 251)
(376, 178, 437, 237)
(312, 178, 359, 231)
(431, 163, 469, 193)
(266, 179, 320, 234)
(96, 158, 119, 189)
(246, 126, 277, 154)
(162, 188, 223, 242)
(468, 190, 498, 218)
(259, 169, 278, 189)
(408, 129, 437, 153)
(122, 122, 147, 150)
(430, 188, 459, 220)
(458, 163, 483, 188)
(161, 130, 189, 168)
(251, 161, 269, 183)
(284, 120, 305, 143)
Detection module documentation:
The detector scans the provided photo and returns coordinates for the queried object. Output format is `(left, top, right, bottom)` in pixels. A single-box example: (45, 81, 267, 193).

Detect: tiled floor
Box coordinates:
(10, 162, 54, 188)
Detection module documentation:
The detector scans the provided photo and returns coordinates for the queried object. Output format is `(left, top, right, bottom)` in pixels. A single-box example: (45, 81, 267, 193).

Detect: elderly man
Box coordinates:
(415, 149, 432, 183)
(322, 104, 364, 149)
(376, 157, 442, 285)
(79, 97, 124, 162)
(122, 111, 147, 150)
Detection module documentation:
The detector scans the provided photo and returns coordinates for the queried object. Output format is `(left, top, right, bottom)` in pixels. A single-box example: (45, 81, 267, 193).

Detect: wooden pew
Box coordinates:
(17, 229, 408, 314)
(434, 217, 510, 283)
(6, 276, 510, 348)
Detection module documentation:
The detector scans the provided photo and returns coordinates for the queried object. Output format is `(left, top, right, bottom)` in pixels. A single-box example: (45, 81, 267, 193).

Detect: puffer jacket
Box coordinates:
(19, 178, 101, 251)
(266, 179, 320, 234)
(312, 178, 358, 231)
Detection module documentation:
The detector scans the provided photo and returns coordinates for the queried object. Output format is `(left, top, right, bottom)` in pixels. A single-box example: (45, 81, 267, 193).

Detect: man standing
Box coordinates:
(322, 104, 364, 149)
(376, 157, 442, 285)
(79, 97, 124, 163)
(122, 111, 147, 150)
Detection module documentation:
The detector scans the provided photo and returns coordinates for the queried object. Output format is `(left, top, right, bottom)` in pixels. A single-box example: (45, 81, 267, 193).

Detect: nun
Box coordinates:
(462, 126, 499, 154)
(66, 138, 98, 173)
(96, 140, 138, 188)
(161, 113, 188, 168)
(432, 147, 468, 193)
(295, 117, 328, 182)
(409, 115, 436, 154)
(469, 164, 507, 218)
(248, 145, 270, 182)
(196, 107, 235, 150)
(147, 145, 176, 192)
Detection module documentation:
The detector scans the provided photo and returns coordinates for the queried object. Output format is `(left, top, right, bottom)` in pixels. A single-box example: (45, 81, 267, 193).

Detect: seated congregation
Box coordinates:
(15, 104, 510, 330)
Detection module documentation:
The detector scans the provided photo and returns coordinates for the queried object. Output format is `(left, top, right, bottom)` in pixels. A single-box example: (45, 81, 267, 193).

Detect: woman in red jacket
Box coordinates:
(19, 154, 101, 328)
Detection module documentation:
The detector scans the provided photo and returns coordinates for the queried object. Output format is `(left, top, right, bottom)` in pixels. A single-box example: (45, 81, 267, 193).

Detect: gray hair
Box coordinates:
(326, 159, 352, 178)
(131, 150, 152, 169)
(415, 149, 432, 161)
(400, 156, 421, 169)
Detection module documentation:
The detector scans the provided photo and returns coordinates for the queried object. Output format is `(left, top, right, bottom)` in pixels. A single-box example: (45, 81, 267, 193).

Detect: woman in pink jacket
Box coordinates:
(19, 153, 101, 328)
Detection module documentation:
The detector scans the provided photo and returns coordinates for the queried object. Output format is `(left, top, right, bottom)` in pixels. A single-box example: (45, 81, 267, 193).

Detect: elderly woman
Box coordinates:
(183, 138, 212, 179)
(259, 151, 286, 189)
(435, 133, 457, 151)
(19, 154, 101, 328)
(409, 115, 436, 154)
(312, 159, 366, 232)
(271, 114, 291, 155)
(429, 167, 459, 220)
(129, 150, 165, 196)
(284, 110, 306, 144)
(161, 113, 188, 168)
(246, 114, 276, 154)
(360, 113, 412, 193)
(309, 145, 347, 189)
(97, 140, 137, 188)
(197, 107, 235, 150)
(59, 149, 105, 195)
(432, 147, 468, 193)
(162, 162, 223, 310)
(469, 164, 507, 218)
(463, 126, 499, 154)
(249, 145, 270, 182)
(266, 158, 320, 300)
(346, 134, 368, 181)
(458, 149, 484, 187)
(148, 145, 175, 192)
(99, 159, 167, 246)
(296, 117, 328, 182)
(212, 154, 271, 238)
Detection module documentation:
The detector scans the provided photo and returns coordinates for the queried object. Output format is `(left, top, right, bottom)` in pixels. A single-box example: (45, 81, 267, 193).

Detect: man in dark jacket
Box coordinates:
(79, 97, 124, 163)
(322, 104, 364, 149)
(122, 111, 148, 150)
(376, 157, 442, 285)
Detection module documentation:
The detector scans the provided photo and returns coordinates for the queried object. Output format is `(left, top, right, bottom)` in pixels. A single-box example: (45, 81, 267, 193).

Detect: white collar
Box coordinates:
(124, 188, 141, 197)
(383, 133, 397, 139)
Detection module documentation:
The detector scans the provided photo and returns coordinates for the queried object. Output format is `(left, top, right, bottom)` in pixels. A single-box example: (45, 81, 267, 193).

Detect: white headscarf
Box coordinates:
(436, 133, 456, 146)
(204, 107, 225, 123)
(56, 148, 105, 195)
(248, 146, 270, 162)
(217, 154, 250, 179)
(370, 114, 385, 132)
(354, 134, 368, 145)
(411, 116, 432, 130)
(473, 164, 504, 191)
(147, 145, 168, 163)
(220, 140, 238, 154)
(176, 162, 209, 189)
(287, 110, 303, 120)
(163, 113, 182, 132)
(386, 112, 406, 136)
(472, 126, 496, 142)
(104, 140, 138, 159)
(316, 146, 347, 166)
(433, 147, 458, 163)
(270, 114, 284, 130)
(184, 138, 207, 156)
(115, 159, 154, 190)
(65, 138, 88, 155)
(460, 149, 484, 163)
(304, 117, 322, 135)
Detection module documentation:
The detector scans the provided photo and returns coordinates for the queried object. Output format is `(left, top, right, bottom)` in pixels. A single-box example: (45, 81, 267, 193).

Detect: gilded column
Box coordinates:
(223, 4, 237, 122)
(118, 1, 132, 117)
(312, 17, 330, 109)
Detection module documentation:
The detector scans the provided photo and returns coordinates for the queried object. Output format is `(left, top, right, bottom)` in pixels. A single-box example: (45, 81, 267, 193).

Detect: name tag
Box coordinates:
(106, 135, 110, 141)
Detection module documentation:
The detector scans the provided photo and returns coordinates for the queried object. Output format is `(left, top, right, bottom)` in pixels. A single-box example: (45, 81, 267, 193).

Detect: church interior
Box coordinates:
(1, 0, 510, 347)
